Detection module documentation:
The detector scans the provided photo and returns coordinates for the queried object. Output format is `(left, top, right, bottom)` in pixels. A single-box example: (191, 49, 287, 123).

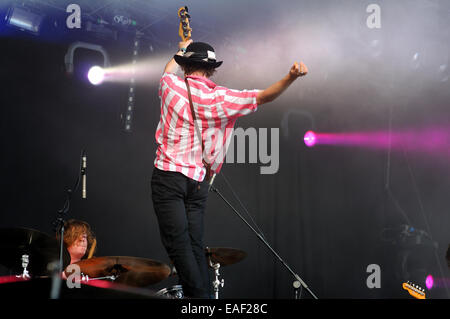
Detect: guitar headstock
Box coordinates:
(178, 6, 191, 41)
(402, 281, 426, 299)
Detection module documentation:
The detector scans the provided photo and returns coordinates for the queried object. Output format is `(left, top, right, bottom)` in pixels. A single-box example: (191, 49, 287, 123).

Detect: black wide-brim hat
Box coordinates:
(174, 42, 223, 68)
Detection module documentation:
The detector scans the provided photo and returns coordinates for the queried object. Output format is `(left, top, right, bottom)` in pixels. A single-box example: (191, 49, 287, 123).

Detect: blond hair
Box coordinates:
(61, 219, 97, 259)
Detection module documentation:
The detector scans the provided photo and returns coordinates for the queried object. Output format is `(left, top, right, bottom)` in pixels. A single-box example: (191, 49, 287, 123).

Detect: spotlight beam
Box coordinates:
(93, 55, 170, 84)
(303, 128, 450, 159)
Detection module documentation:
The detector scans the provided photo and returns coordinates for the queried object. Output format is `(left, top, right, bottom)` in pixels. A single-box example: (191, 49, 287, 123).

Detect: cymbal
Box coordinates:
(205, 247, 247, 267)
(0, 227, 70, 276)
(73, 256, 171, 287)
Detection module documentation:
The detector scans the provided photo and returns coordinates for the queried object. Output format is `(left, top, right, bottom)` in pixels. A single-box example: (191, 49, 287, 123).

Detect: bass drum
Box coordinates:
(155, 285, 184, 299)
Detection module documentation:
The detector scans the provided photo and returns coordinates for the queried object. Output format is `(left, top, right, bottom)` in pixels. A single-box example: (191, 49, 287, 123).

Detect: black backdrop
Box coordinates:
(0, 0, 449, 299)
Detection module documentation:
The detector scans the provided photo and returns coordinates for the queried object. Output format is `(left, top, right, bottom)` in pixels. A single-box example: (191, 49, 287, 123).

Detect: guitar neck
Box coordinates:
(178, 6, 191, 41)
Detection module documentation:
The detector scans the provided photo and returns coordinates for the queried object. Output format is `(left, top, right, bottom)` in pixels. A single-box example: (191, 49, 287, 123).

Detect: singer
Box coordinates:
(150, 39, 308, 298)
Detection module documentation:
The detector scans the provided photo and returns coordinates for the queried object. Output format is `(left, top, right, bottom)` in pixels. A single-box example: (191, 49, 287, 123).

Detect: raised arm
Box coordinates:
(256, 61, 308, 105)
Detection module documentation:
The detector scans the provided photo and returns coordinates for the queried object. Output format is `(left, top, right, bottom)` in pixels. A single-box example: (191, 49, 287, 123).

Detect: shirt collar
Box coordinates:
(185, 75, 217, 89)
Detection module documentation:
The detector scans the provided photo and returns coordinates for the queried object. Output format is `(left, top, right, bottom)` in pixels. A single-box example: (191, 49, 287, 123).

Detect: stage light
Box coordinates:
(426, 275, 434, 290)
(87, 66, 105, 85)
(65, 42, 111, 75)
(6, 6, 44, 34)
(304, 131, 317, 147)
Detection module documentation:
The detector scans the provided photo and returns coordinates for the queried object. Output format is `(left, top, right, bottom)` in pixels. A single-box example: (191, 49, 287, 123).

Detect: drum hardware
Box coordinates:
(68, 273, 118, 283)
(83, 275, 117, 282)
(205, 247, 246, 299)
(166, 247, 245, 299)
(155, 285, 184, 299)
(0, 227, 69, 277)
(16, 254, 31, 279)
(209, 259, 224, 299)
(163, 247, 246, 299)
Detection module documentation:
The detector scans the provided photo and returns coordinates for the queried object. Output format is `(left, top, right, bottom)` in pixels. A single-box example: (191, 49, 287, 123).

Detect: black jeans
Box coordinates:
(151, 167, 210, 298)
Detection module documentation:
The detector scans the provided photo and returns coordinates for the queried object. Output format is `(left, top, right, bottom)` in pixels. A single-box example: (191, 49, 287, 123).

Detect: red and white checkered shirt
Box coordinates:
(154, 72, 259, 181)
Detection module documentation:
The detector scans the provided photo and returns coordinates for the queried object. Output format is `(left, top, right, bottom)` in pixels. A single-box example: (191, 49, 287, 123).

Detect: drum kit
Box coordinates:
(0, 227, 247, 299)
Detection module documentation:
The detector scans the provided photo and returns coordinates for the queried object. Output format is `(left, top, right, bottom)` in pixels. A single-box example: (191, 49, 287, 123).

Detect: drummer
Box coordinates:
(60, 219, 97, 265)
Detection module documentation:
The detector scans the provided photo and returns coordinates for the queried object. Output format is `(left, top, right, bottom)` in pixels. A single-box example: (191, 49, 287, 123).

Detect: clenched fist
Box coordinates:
(289, 61, 308, 79)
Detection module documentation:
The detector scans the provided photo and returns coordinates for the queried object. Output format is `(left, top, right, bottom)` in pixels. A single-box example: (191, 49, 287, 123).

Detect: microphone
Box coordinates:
(81, 151, 87, 199)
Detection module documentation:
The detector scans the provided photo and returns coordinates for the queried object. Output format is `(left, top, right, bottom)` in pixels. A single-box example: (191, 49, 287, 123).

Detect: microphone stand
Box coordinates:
(50, 149, 85, 299)
(210, 185, 318, 299)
